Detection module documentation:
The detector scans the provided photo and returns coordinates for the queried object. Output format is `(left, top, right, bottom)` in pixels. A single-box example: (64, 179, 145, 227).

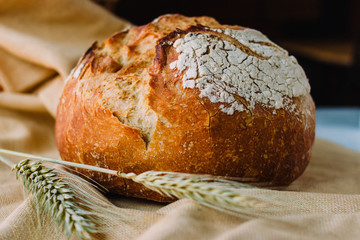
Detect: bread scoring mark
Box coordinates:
(106, 29, 129, 45)
(195, 96, 222, 146)
(154, 25, 269, 72)
(152, 14, 176, 24)
(189, 26, 269, 60)
(103, 73, 157, 151)
(167, 26, 310, 115)
(94, 56, 123, 73)
(66, 42, 97, 83)
(248, 40, 279, 48)
(111, 105, 153, 151)
(232, 94, 253, 117)
(93, 29, 159, 152)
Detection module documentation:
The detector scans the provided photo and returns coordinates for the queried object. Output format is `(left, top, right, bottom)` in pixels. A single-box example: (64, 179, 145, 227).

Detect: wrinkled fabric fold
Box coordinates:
(0, 0, 132, 115)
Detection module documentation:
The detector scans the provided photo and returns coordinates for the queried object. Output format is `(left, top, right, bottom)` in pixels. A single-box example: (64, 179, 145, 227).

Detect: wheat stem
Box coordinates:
(0, 148, 117, 176)
(0, 154, 15, 168)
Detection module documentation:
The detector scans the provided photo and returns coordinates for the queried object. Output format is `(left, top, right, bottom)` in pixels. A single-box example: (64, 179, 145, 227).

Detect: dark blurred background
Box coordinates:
(96, 0, 360, 106)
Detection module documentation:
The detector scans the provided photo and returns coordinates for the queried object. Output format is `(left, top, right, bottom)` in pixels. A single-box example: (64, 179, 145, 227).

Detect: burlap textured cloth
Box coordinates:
(1, 1, 360, 239)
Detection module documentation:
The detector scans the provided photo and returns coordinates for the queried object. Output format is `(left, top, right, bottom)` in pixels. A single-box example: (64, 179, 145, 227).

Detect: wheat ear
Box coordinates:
(0, 153, 110, 239)
(118, 171, 272, 217)
(12, 159, 98, 239)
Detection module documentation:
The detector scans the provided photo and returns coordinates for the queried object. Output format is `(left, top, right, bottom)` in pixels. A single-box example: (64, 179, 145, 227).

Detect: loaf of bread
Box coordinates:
(55, 14, 316, 202)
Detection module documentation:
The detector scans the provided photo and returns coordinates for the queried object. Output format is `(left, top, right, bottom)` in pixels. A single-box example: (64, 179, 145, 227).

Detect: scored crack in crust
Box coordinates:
(55, 14, 316, 202)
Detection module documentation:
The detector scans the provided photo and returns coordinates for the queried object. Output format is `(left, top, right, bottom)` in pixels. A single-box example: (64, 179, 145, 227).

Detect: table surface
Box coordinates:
(316, 107, 360, 152)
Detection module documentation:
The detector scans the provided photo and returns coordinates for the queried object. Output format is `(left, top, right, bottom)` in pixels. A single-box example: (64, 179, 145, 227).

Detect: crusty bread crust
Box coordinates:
(55, 14, 315, 202)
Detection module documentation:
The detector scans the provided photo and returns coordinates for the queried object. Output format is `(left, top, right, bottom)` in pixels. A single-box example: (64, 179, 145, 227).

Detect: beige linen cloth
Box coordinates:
(1, 0, 360, 239)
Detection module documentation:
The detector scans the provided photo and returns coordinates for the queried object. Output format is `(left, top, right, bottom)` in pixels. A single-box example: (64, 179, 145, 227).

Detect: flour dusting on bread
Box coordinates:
(169, 28, 310, 115)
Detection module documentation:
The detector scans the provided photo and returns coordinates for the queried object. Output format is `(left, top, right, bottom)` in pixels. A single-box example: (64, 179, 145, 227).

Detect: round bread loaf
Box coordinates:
(55, 14, 316, 202)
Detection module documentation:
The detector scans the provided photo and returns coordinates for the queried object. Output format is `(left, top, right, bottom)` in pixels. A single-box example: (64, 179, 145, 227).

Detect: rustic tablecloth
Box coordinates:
(1, 0, 360, 239)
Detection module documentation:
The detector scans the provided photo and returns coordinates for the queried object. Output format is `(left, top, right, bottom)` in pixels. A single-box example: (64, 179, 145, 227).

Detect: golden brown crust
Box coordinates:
(55, 14, 316, 202)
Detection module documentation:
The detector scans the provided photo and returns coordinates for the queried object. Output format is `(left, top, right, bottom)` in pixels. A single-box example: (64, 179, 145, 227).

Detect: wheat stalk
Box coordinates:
(0, 148, 276, 219)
